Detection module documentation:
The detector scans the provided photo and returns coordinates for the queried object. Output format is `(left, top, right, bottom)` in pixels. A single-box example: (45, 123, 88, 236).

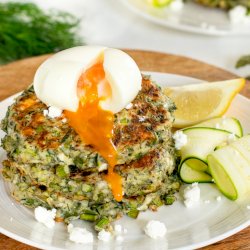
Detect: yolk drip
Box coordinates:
(64, 63, 123, 201)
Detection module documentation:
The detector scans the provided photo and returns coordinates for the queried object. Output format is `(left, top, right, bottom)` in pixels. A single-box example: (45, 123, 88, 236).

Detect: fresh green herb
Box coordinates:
(236, 55, 250, 69)
(80, 210, 99, 222)
(120, 117, 129, 125)
(56, 165, 69, 178)
(127, 208, 139, 219)
(0, 2, 83, 64)
(81, 183, 92, 193)
(151, 196, 164, 207)
(164, 194, 176, 205)
(95, 217, 109, 231)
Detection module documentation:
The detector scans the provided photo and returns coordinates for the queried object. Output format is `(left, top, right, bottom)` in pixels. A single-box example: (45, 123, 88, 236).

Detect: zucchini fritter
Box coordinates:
(2, 76, 175, 170)
(1, 75, 179, 230)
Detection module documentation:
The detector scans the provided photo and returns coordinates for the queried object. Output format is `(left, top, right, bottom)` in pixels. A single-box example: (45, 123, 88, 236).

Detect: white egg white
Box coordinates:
(33, 46, 142, 113)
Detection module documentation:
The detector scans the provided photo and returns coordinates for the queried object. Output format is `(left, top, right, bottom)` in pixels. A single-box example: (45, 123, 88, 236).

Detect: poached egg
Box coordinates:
(33, 46, 142, 201)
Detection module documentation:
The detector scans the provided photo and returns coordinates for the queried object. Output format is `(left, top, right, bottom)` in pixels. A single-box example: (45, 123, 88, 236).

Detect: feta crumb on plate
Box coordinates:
(183, 183, 200, 208)
(144, 220, 167, 239)
(67, 224, 93, 244)
(98, 229, 112, 242)
(169, 0, 184, 12)
(229, 6, 250, 24)
(34, 206, 56, 228)
(173, 130, 187, 150)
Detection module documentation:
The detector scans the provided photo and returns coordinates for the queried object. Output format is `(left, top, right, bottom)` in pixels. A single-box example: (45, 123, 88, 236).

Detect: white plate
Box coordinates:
(120, 0, 250, 36)
(0, 72, 250, 250)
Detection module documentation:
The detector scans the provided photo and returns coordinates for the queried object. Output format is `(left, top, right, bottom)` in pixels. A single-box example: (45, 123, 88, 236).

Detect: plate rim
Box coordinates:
(0, 72, 250, 250)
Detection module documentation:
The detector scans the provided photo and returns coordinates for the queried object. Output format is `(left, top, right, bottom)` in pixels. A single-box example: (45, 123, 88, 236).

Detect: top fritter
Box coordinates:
(1, 75, 175, 172)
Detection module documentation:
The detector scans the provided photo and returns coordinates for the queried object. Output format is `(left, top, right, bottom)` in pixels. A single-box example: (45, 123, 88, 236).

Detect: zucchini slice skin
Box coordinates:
(178, 127, 239, 183)
(192, 117, 243, 137)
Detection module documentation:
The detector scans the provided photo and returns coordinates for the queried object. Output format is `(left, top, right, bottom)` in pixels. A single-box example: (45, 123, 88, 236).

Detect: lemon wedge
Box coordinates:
(163, 79, 245, 128)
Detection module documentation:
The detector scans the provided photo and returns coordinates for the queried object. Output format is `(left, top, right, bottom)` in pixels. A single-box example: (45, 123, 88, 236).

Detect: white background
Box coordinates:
(2, 0, 250, 76)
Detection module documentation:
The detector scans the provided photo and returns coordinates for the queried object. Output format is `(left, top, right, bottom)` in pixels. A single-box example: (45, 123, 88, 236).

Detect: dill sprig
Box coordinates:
(0, 2, 83, 64)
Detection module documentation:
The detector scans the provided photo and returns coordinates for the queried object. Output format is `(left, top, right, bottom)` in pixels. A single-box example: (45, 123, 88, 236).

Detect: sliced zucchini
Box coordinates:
(208, 143, 250, 200)
(180, 159, 212, 183)
(178, 127, 238, 183)
(180, 127, 235, 163)
(192, 117, 243, 137)
(230, 135, 250, 163)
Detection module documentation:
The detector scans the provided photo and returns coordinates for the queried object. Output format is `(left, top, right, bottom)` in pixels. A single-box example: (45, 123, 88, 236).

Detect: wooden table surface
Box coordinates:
(0, 50, 249, 250)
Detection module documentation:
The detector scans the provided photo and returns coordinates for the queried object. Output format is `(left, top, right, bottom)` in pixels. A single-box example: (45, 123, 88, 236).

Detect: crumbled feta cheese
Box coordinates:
(34, 206, 56, 228)
(98, 229, 112, 242)
(144, 220, 167, 239)
(228, 133, 236, 143)
(62, 118, 67, 123)
(216, 196, 222, 202)
(125, 103, 133, 109)
(183, 183, 200, 208)
(247, 205, 250, 210)
(173, 130, 187, 150)
(204, 200, 210, 204)
(43, 106, 62, 118)
(169, 0, 184, 12)
(48, 106, 62, 118)
(67, 224, 93, 244)
(229, 6, 250, 24)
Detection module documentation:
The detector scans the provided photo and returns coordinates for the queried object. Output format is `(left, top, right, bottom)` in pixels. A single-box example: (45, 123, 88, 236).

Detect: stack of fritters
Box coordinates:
(1, 75, 180, 230)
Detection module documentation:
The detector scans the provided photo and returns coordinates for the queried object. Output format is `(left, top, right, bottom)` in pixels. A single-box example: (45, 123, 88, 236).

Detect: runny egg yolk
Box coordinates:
(64, 62, 123, 201)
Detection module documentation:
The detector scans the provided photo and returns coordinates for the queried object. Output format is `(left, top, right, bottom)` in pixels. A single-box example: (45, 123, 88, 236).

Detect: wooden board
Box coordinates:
(0, 50, 249, 250)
